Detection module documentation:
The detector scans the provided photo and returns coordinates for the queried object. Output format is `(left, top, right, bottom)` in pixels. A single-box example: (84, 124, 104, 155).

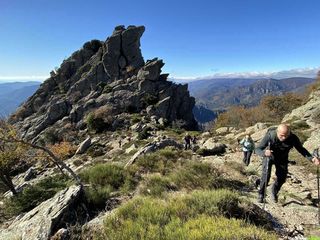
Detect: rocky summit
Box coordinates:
(9, 25, 197, 142)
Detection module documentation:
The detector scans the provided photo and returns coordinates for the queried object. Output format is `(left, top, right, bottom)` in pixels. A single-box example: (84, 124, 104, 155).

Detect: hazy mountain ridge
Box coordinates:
(0, 81, 40, 117)
(189, 77, 314, 123)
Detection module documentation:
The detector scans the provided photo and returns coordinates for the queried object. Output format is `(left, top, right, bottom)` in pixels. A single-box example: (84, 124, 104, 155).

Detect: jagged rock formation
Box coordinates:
(10, 25, 197, 141)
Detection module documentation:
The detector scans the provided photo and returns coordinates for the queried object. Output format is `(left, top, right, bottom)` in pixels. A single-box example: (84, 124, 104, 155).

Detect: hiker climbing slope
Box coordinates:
(239, 134, 255, 166)
(256, 124, 320, 203)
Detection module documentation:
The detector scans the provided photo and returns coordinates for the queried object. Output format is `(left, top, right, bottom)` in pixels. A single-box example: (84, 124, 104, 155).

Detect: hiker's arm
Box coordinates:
(255, 134, 269, 157)
(293, 135, 313, 161)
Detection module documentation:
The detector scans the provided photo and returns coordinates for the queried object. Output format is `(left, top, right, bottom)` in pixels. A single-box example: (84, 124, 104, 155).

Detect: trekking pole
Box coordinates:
(313, 148, 320, 225)
(317, 165, 320, 225)
(263, 142, 272, 210)
(263, 156, 269, 210)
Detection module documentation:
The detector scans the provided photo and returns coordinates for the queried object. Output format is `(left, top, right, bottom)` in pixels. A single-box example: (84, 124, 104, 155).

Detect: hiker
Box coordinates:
(239, 134, 255, 166)
(192, 135, 197, 145)
(256, 124, 320, 203)
(184, 133, 192, 150)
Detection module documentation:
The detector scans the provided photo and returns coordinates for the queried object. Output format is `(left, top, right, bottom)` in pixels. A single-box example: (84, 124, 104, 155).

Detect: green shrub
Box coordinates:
(3, 175, 70, 217)
(140, 175, 176, 197)
(80, 164, 126, 189)
(196, 147, 226, 156)
(86, 112, 106, 133)
(184, 189, 241, 218)
(137, 127, 151, 140)
(84, 185, 112, 208)
(43, 129, 60, 144)
(135, 148, 181, 174)
(80, 164, 137, 209)
(169, 162, 222, 190)
(101, 191, 276, 240)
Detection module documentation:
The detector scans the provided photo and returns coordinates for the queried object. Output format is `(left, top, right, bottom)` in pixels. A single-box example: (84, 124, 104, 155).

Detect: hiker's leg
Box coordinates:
(273, 161, 288, 196)
(246, 151, 253, 166)
(259, 158, 273, 196)
(243, 151, 247, 164)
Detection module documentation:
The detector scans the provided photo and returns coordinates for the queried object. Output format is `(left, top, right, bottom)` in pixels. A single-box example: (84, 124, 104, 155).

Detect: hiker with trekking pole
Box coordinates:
(255, 124, 320, 204)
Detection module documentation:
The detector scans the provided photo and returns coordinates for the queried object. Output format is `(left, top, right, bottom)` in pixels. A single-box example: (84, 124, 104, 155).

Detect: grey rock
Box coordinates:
(75, 137, 92, 154)
(24, 167, 37, 181)
(125, 138, 183, 167)
(0, 185, 82, 240)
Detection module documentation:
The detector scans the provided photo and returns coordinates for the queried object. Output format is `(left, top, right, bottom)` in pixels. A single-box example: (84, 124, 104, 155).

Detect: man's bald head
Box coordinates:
(277, 124, 291, 141)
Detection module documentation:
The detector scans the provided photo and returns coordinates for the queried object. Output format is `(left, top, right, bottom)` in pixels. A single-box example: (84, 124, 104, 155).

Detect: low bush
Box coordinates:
(140, 175, 176, 197)
(80, 164, 137, 208)
(101, 190, 276, 240)
(169, 162, 222, 190)
(135, 148, 183, 174)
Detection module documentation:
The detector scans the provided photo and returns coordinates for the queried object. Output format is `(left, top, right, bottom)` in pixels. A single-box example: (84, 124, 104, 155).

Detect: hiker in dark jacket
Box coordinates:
(184, 133, 192, 150)
(256, 124, 320, 203)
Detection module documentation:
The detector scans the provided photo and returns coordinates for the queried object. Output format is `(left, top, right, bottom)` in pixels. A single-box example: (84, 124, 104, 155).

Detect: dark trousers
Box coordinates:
(243, 151, 253, 166)
(184, 142, 191, 150)
(258, 157, 288, 197)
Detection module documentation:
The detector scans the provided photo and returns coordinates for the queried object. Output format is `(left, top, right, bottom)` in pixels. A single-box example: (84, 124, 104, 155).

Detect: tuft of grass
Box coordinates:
(135, 148, 186, 174)
(140, 175, 176, 197)
(100, 190, 276, 240)
(169, 162, 222, 190)
(80, 164, 137, 208)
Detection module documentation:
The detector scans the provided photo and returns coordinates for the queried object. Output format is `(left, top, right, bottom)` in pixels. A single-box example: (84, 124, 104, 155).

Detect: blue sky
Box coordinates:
(0, 0, 319, 81)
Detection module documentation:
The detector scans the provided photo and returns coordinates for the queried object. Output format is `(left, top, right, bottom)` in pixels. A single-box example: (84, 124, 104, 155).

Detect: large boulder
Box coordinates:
(0, 185, 82, 240)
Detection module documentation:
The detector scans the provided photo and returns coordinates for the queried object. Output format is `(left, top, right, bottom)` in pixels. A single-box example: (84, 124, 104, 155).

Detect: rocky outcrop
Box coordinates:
(0, 185, 82, 240)
(10, 25, 197, 142)
(283, 88, 320, 151)
(125, 138, 183, 167)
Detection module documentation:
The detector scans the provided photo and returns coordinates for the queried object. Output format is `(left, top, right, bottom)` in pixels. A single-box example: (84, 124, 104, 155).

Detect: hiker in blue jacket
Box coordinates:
(256, 124, 320, 203)
(239, 134, 255, 166)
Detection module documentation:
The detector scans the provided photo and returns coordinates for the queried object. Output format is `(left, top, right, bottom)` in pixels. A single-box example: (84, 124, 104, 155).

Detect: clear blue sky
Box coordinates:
(0, 0, 319, 80)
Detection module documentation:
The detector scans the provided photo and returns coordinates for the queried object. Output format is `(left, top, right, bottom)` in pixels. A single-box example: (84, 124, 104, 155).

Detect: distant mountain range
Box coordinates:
(0, 77, 314, 124)
(0, 81, 40, 117)
(187, 77, 315, 123)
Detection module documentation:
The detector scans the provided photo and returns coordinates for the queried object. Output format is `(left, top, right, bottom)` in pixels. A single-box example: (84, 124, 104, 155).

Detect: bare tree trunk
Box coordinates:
(0, 171, 17, 195)
(14, 139, 82, 186)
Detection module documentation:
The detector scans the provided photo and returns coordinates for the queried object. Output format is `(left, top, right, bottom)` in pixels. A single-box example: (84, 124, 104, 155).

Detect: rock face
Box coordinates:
(283, 88, 320, 151)
(0, 185, 82, 240)
(10, 25, 197, 141)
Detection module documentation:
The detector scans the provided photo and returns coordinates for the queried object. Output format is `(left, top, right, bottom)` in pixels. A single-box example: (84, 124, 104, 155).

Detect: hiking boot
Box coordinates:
(257, 194, 264, 203)
(271, 192, 278, 203)
(271, 184, 278, 203)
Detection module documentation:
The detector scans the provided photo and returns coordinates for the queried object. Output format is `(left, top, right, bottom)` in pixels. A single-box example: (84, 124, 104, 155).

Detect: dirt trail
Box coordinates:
(225, 151, 320, 239)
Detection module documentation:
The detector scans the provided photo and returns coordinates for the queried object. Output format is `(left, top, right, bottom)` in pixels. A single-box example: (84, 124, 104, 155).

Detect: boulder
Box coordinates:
(0, 185, 82, 240)
(75, 137, 91, 154)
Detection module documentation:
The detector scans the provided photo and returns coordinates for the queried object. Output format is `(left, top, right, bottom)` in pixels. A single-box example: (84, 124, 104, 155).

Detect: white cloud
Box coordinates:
(0, 75, 48, 82)
(171, 67, 320, 82)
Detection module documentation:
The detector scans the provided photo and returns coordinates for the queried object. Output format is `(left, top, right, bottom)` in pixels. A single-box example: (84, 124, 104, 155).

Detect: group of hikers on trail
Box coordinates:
(182, 124, 320, 204)
(184, 133, 197, 150)
(239, 124, 320, 203)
